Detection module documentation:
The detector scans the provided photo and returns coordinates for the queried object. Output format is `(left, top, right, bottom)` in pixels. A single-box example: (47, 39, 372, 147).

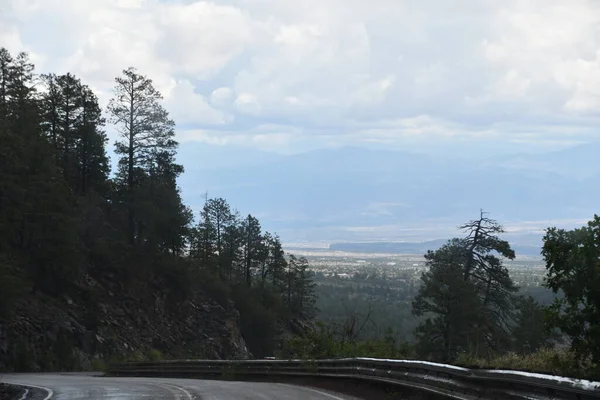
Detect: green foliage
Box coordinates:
(512, 295, 558, 354)
(542, 216, 600, 366)
(147, 349, 163, 361)
(11, 45, 593, 381)
(187, 197, 318, 355)
(90, 358, 107, 372)
(455, 347, 599, 380)
(412, 242, 481, 361)
(196, 270, 232, 307)
(241, 214, 263, 287)
(231, 285, 279, 357)
(39, 73, 109, 195)
(0, 49, 86, 296)
(279, 322, 415, 360)
(150, 253, 193, 301)
(287, 255, 317, 320)
(220, 362, 240, 380)
(108, 67, 184, 248)
(412, 212, 521, 362)
(0, 48, 319, 370)
(0, 258, 25, 318)
(126, 350, 146, 362)
(315, 271, 420, 342)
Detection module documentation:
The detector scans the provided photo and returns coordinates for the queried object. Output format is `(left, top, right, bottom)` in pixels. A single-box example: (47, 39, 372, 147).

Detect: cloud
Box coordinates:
(210, 87, 234, 106)
(154, 1, 256, 78)
(164, 79, 232, 125)
(3, 0, 600, 154)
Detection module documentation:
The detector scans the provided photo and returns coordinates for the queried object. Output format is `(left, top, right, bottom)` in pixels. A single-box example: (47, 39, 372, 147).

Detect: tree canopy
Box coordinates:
(0, 48, 317, 362)
(542, 215, 600, 365)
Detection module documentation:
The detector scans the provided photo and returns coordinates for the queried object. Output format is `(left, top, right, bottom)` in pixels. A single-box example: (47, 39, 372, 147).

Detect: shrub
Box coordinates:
(91, 358, 107, 372)
(455, 347, 599, 379)
(147, 349, 163, 361)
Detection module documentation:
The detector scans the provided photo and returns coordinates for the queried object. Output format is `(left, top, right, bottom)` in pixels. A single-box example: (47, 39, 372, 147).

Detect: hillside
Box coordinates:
(0, 49, 315, 372)
(1, 262, 250, 371)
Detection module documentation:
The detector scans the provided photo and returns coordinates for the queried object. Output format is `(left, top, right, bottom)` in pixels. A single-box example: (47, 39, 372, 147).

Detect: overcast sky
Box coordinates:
(2, 0, 600, 156)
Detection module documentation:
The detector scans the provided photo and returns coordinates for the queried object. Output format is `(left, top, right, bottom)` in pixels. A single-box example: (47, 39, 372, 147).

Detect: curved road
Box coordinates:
(2, 373, 359, 399)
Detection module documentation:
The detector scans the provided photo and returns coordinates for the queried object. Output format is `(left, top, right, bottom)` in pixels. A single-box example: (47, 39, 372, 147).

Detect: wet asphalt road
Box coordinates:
(2, 373, 358, 400)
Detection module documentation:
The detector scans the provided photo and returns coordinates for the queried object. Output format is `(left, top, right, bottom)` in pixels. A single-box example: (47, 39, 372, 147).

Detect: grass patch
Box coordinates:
(91, 358, 107, 372)
(455, 347, 599, 380)
(147, 349, 163, 361)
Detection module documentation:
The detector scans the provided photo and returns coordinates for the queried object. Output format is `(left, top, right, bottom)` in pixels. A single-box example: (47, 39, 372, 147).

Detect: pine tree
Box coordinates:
(39, 73, 61, 161)
(412, 212, 519, 360)
(107, 67, 179, 246)
(75, 85, 109, 195)
(56, 73, 82, 185)
(222, 219, 243, 282)
(241, 214, 263, 286)
(40, 74, 109, 195)
(143, 152, 192, 254)
(458, 211, 519, 355)
(287, 255, 317, 319)
(0, 49, 82, 294)
(194, 198, 238, 276)
(511, 295, 555, 354)
(260, 233, 287, 289)
(0, 48, 11, 120)
(412, 240, 480, 361)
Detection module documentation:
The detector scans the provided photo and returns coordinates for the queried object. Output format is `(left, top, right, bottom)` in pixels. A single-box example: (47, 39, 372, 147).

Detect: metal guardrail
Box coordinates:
(108, 357, 600, 400)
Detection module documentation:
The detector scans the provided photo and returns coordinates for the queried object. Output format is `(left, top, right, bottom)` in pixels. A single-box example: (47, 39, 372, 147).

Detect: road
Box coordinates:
(1, 373, 359, 399)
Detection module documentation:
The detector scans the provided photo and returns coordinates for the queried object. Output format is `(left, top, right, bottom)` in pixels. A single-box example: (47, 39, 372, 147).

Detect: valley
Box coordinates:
(288, 248, 554, 343)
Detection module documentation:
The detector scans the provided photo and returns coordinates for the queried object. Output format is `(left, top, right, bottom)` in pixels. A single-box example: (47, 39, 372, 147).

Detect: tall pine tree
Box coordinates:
(107, 67, 183, 248)
(412, 211, 519, 360)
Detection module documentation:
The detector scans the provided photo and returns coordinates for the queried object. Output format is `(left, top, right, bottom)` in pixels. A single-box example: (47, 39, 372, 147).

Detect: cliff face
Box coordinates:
(0, 271, 250, 372)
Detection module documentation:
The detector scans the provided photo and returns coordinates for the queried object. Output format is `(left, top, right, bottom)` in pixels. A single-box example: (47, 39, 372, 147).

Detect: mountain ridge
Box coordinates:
(328, 240, 543, 257)
(177, 142, 598, 244)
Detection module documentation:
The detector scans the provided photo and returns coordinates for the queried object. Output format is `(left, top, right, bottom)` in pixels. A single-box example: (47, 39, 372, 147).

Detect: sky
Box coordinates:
(3, 0, 600, 246)
(2, 0, 600, 156)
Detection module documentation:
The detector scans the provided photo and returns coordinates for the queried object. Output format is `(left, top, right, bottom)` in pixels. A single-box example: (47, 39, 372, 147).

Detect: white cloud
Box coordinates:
(234, 92, 261, 114)
(210, 87, 233, 106)
(164, 79, 232, 125)
(154, 1, 256, 77)
(3, 0, 600, 154)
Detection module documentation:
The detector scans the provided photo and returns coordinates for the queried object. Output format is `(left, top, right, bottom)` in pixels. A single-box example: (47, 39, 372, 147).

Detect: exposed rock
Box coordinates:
(273, 317, 315, 355)
(0, 272, 250, 372)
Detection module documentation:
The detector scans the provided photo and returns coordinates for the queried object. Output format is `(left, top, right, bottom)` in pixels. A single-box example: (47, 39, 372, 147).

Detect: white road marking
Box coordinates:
(17, 388, 29, 400)
(163, 383, 195, 400)
(3, 381, 54, 400)
(151, 382, 195, 400)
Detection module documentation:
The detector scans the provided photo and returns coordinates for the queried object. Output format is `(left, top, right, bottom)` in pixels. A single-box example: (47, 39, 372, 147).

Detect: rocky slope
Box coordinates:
(0, 271, 250, 372)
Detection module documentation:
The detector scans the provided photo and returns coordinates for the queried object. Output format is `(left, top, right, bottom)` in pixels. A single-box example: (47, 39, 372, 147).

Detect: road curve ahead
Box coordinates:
(2, 373, 360, 400)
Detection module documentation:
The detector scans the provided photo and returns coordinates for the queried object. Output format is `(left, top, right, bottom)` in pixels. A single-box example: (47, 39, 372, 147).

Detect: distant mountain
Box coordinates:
(486, 141, 600, 179)
(329, 240, 449, 254)
(178, 143, 599, 243)
(329, 240, 543, 257)
(177, 141, 284, 171)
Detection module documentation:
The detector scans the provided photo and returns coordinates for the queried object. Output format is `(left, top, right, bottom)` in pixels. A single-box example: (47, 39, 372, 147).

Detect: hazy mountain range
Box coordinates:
(328, 240, 543, 257)
(177, 141, 600, 246)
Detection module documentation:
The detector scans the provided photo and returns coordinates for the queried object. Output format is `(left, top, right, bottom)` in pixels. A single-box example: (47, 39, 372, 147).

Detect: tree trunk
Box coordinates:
(127, 82, 135, 246)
